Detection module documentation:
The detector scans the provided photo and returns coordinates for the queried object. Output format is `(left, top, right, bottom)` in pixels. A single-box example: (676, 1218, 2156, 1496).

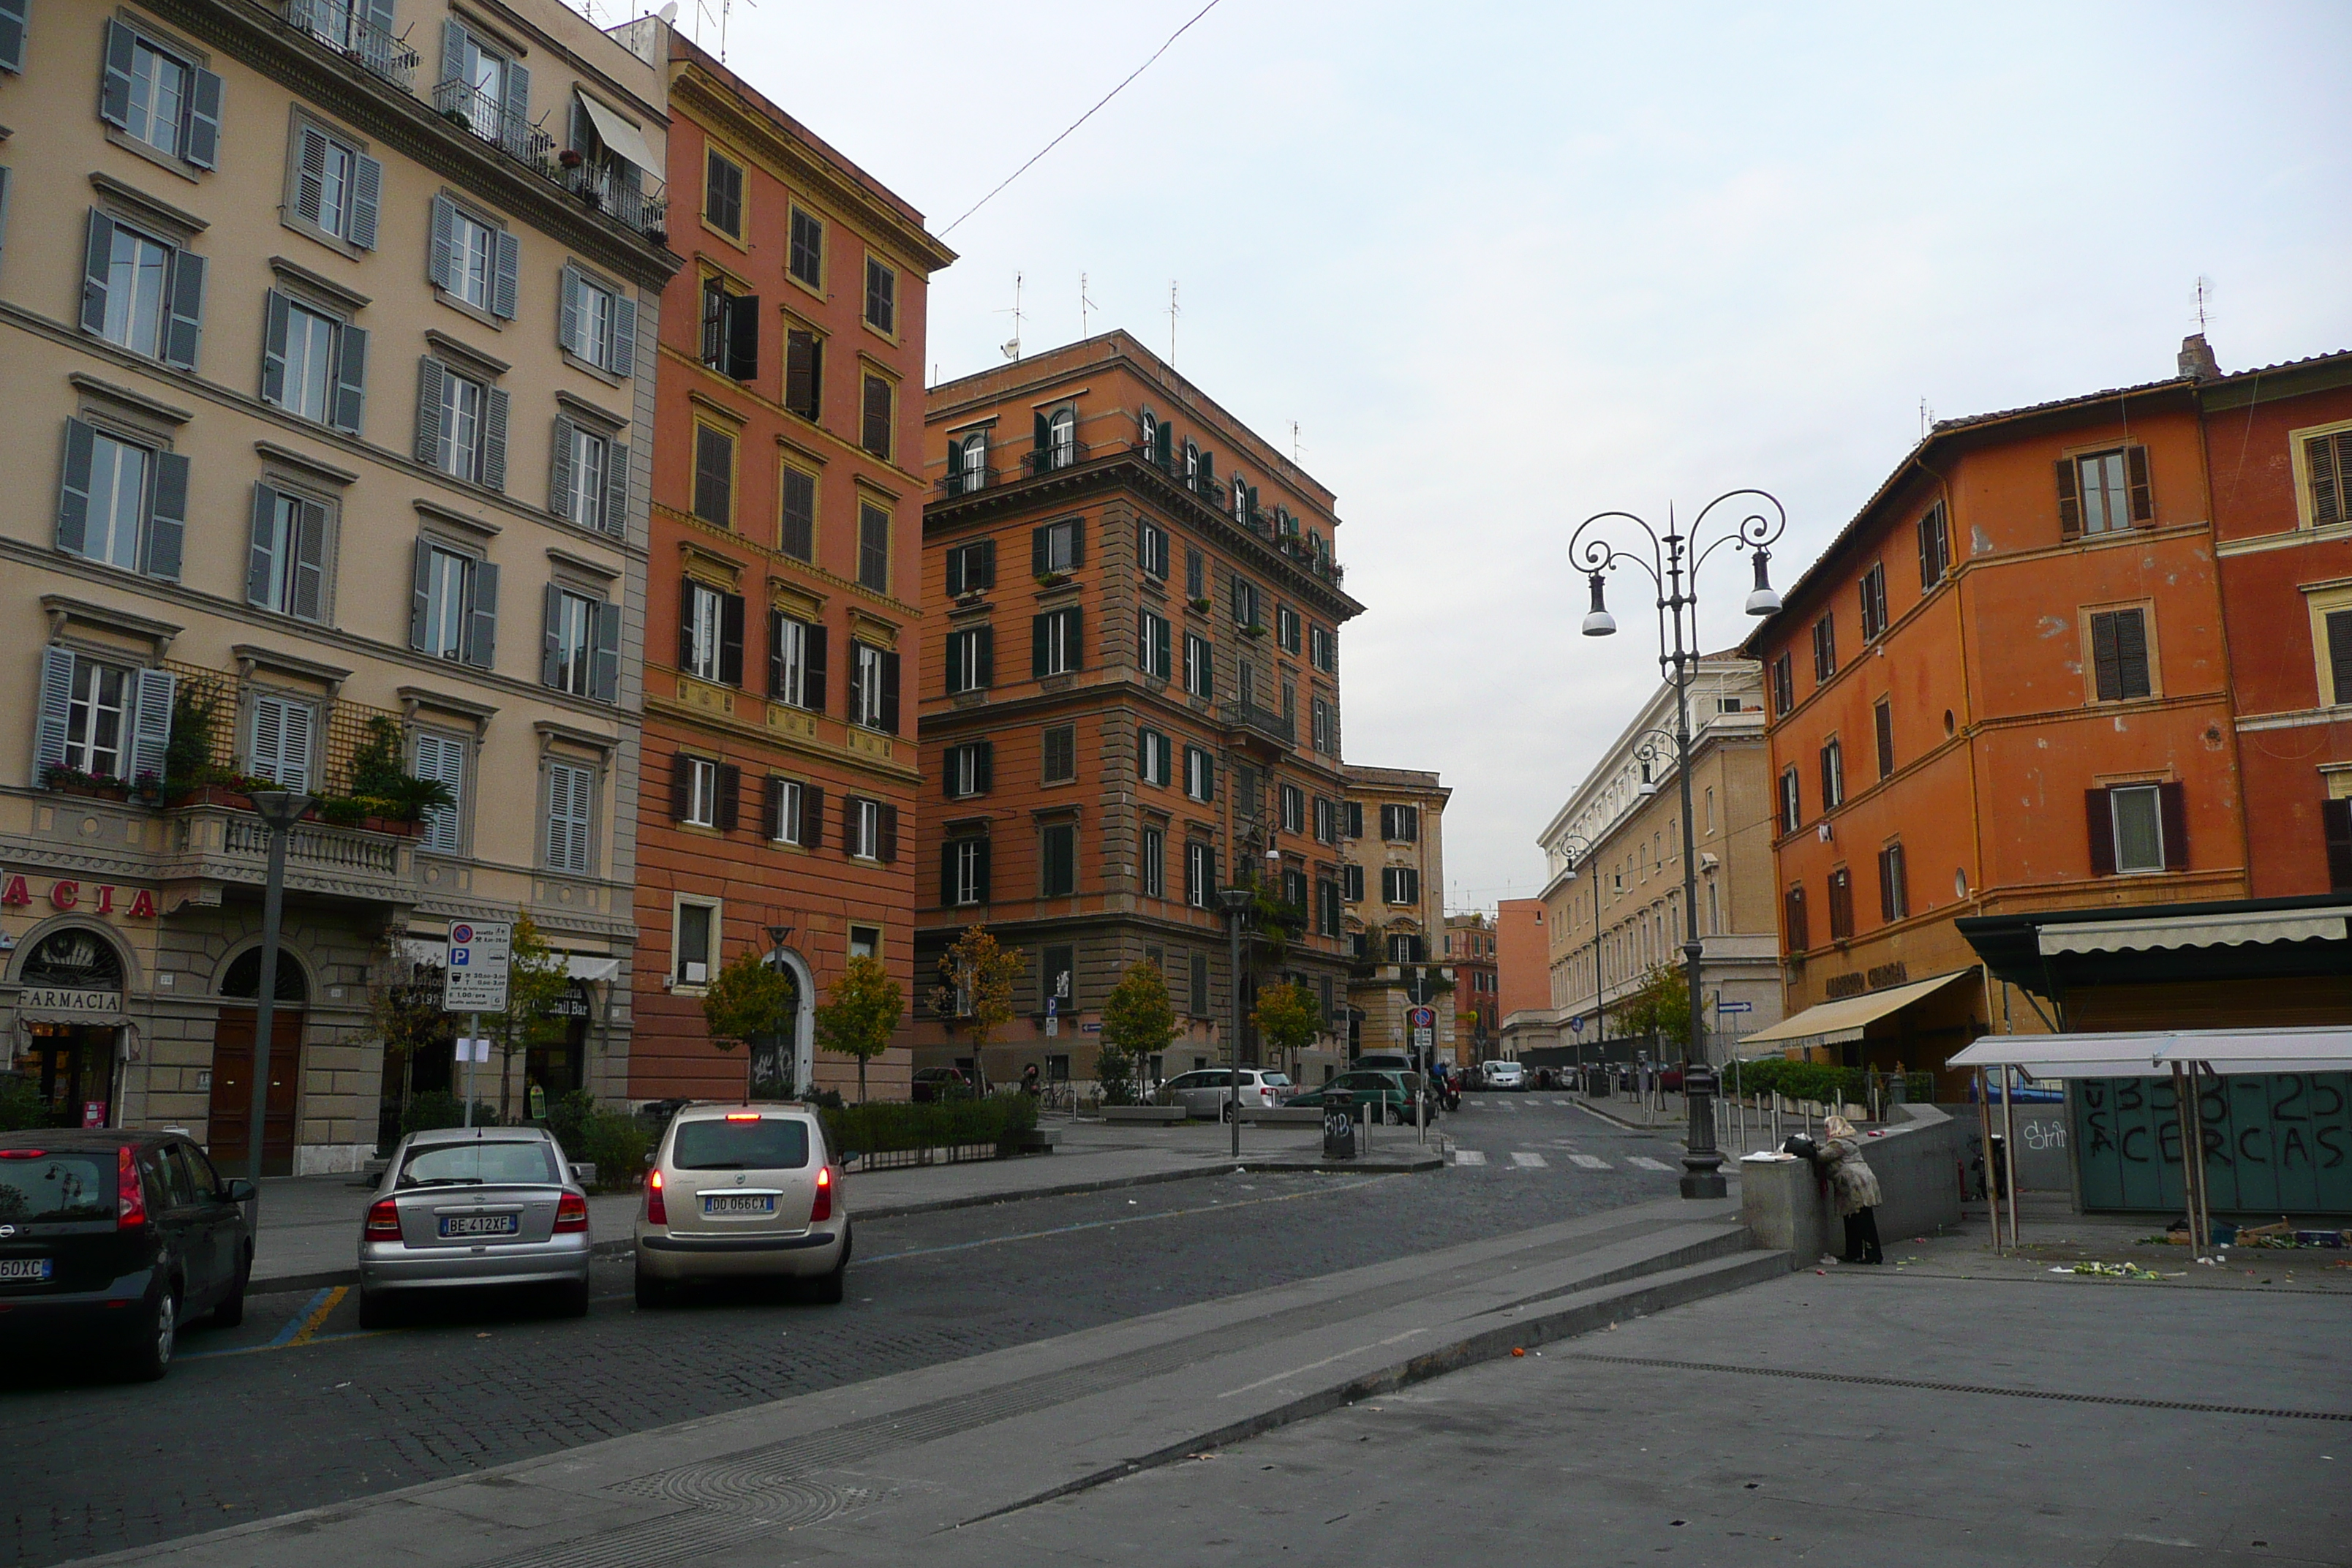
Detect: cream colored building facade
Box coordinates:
(1341, 764, 1454, 1066)
(1516, 658, 1783, 1064)
(0, 0, 674, 1170)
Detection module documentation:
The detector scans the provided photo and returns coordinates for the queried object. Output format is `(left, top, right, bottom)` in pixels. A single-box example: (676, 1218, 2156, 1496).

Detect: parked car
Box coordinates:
(635, 1103, 850, 1307)
(911, 1068, 973, 1104)
(1160, 1068, 1289, 1120)
(1284, 1070, 1430, 1125)
(1481, 1060, 1528, 1091)
(0, 1128, 255, 1380)
(1658, 1066, 1685, 1092)
(358, 1126, 591, 1327)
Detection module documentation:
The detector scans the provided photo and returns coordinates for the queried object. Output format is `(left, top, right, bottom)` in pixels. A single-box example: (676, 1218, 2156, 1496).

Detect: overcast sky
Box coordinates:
(674, 0, 2352, 911)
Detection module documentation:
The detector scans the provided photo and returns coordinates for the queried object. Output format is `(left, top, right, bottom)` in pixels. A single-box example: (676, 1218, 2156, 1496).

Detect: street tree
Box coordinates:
(816, 954, 902, 1103)
(929, 924, 1023, 1090)
(1097, 961, 1177, 1105)
(486, 913, 570, 1122)
(1251, 980, 1324, 1074)
(702, 946, 799, 1095)
(1615, 962, 1692, 1051)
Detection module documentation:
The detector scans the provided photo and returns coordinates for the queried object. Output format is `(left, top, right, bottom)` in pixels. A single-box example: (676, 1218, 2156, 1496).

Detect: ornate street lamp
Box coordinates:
(245, 790, 314, 1187)
(1570, 491, 1785, 1199)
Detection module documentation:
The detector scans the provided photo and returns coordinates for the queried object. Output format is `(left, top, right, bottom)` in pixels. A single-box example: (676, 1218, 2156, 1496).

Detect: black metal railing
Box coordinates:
(1025, 440, 1090, 477)
(433, 77, 556, 177)
(1222, 701, 1295, 747)
(283, 0, 418, 88)
(939, 464, 997, 500)
(562, 159, 667, 238)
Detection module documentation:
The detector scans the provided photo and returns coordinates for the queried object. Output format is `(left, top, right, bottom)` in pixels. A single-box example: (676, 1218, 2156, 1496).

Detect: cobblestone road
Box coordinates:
(0, 1098, 1684, 1567)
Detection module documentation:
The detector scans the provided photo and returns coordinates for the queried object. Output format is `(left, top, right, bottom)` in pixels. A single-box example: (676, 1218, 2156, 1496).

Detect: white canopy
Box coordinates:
(2036, 906, 2349, 956)
(575, 92, 660, 178)
(1951, 1026, 2352, 1079)
(1737, 968, 1977, 1047)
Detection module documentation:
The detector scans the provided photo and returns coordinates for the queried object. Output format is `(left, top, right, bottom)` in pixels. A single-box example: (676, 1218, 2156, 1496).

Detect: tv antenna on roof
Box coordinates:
(1289, 420, 1303, 464)
(2195, 274, 2214, 333)
(998, 271, 1023, 361)
(1080, 273, 1097, 339)
(1164, 281, 1180, 366)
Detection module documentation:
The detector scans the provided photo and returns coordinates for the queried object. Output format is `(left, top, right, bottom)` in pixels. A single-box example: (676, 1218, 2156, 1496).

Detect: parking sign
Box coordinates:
(442, 920, 513, 1012)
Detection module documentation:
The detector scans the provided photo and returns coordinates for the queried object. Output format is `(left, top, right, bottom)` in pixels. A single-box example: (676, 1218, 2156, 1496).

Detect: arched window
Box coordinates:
(220, 946, 308, 1003)
(19, 928, 125, 992)
(1049, 407, 1076, 469)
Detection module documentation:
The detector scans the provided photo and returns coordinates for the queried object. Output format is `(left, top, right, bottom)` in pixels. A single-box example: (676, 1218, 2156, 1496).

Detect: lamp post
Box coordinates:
(1217, 886, 1255, 1159)
(1571, 491, 1785, 1199)
(764, 922, 794, 1098)
(245, 791, 314, 1188)
(1553, 831, 1603, 1086)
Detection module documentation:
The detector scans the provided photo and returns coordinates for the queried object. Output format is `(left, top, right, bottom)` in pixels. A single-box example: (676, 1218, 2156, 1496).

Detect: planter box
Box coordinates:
(1240, 1106, 1324, 1124)
(1102, 1105, 1185, 1123)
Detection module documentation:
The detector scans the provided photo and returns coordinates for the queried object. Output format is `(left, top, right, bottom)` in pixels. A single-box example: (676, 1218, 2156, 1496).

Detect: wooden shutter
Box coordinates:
(974, 626, 994, 688)
(880, 649, 902, 731)
(2323, 799, 2352, 892)
(2126, 445, 2155, 526)
(973, 837, 992, 902)
(332, 323, 369, 434)
(2114, 609, 2151, 698)
(763, 776, 784, 842)
(719, 592, 745, 687)
(540, 583, 565, 687)
(945, 631, 966, 695)
(413, 358, 445, 467)
(146, 451, 188, 581)
(846, 641, 864, 723)
(668, 753, 690, 822)
(2325, 609, 2352, 706)
(592, 598, 621, 702)
(1060, 608, 1082, 672)
(99, 20, 134, 128)
(162, 249, 205, 371)
(676, 579, 701, 670)
(1784, 886, 1808, 952)
(715, 763, 741, 832)
(941, 840, 958, 904)
(726, 293, 759, 380)
(972, 538, 997, 590)
(792, 783, 820, 848)
(261, 290, 293, 407)
(482, 385, 509, 492)
(1874, 698, 1894, 780)
(291, 500, 326, 621)
(2306, 434, 2346, 527)
(185, 66, 223, 169)
(549, 418, 578, 521)
(0, 0, 28, 72)
(428, 195, 457, 293)
(2055, 456, 2082, 539)
(462, 559, 498, 668)
(880, 803, 898, 864)
(491, 230, 521, 320)
(246, 483, 281, 606)
(80, 208, 114, 334)
(767, 609, 788, 696)
(862, 375, 892, 459)
(785, 330, 818, 419)
(803, 625, 826, 711)
(1068, 519, 1085, 568)
(1031, 526, 1050, 578)
(1877, 847, 1893, 923)
(2086, 788, 2116, 875)
(779, 467, 814, 558)
(559, 267, 583, 360)
(2158, 780, 2188, 871)
(128, 667, 175, 789)
(31, 647, 74, 777)
(349, 155, 383, 251)
(2089, 611, 2122, 701)
(1032, 614, 1050, 679)
(408, 538, 433, 649)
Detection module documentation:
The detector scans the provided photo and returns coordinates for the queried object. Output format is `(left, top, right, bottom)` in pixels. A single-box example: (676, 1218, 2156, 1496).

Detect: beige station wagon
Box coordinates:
(633, 1104, 850, 1307)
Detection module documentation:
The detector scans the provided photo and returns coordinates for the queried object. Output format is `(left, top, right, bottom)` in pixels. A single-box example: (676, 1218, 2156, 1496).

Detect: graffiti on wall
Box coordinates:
(2073, 1074, 2352, 1215)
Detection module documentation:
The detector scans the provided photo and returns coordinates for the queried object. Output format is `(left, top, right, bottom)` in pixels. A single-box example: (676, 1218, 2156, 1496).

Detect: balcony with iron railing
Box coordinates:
(433, 77, 555, 175)
(560, 156, 668, 239)
(1222, 700, 1296, 750)
(938, 463, 998, 500)
(1025, 440, 1090, 477)
(282, 0, 419, 90)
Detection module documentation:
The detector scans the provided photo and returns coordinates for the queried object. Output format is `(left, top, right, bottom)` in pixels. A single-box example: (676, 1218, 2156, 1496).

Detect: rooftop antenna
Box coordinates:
(1080, 273, 1097, 339)
(1289, 420, 1303, 464)
(1164, 280, 1180, 366)
(998, 271, 1024, 361)
(716, 0, 753, 60)
(2195, 274, 2214, 333)
(1919, 397, 1932, 440)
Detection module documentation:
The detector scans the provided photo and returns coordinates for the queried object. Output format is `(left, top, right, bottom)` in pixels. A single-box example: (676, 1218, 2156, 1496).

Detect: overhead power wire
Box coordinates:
(938, 0, 1226, 237)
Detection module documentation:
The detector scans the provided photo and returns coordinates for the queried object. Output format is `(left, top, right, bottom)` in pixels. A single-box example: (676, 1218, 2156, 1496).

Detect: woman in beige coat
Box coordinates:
(1818, 1115, 1884, 1264)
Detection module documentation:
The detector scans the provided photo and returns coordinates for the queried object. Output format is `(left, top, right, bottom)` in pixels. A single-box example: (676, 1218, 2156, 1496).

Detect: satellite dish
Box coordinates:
(656, 1, 679, 22)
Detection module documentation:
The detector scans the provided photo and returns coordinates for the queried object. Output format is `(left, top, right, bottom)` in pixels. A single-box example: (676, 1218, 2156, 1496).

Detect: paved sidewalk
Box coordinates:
(247, 1117, 1441, 1292)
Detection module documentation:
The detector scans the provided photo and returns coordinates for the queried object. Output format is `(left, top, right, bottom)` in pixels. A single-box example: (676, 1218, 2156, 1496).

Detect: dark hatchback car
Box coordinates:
(0, 1130, 255, 1380)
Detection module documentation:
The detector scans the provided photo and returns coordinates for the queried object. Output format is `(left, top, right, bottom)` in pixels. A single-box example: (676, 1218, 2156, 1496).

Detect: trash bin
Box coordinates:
(1322, 1088, 1357, 1160)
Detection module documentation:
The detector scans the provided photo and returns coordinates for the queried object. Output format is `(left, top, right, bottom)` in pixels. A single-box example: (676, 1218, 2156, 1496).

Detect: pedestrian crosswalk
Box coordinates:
(1509, 1151, 1547, 1168)
(1444, 1142, 1681, 1176)
(1567, 1153, 1611, 1169)
(1627, 1156, 1674, 1172)
(1452, 1149, 1487, 1166)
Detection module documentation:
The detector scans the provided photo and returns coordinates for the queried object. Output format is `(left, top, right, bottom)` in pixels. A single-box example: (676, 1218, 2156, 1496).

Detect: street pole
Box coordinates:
(1218, 888, 1253, 1160)
(464, 1011, 480, 1128)
(1570, 490, 1784, 1200)
(245, 791, 312, 1188)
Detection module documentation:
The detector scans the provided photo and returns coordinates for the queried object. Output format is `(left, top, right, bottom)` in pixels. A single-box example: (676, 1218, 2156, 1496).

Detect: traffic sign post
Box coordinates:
(443, 921, 513, 1127)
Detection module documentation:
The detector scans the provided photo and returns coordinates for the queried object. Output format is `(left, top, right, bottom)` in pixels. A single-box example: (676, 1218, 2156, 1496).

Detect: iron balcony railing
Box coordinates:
(1025, 440, 1090, 477)
(283, 0, 418, 89)
(564, 159, 668, 238)
(1222, 700, 1296, 747)
(434, 76, 557, 177)
(939, 464, 997, 500)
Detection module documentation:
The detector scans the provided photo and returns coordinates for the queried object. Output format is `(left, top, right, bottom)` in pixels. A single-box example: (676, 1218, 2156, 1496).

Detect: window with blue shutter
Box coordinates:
(412, 731, 467, 853)
(546, 761, 593, 873)
(247, 693, 315, 792)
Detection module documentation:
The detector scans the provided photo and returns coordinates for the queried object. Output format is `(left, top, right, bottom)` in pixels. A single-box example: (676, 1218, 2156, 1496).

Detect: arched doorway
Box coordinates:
(209, 947, 309, 1176)
(12, 927, 128, 1128)
(747, 950, 816, 1098)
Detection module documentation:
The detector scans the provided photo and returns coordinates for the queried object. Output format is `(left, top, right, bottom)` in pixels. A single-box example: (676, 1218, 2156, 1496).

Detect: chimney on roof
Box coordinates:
(2178, 333, 2220, 382)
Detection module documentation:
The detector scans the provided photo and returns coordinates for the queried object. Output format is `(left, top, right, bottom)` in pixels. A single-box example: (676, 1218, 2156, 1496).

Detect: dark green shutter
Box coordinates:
(146, 451, 188, 580)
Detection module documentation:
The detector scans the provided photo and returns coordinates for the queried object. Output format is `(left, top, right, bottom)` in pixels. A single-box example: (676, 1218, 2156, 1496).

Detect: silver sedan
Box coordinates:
(357, 1126, 592, 1327)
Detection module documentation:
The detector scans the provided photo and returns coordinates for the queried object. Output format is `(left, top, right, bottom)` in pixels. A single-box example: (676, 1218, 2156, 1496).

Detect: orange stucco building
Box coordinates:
(630, 31, 952, 1101)
(1744, 341, 2249, 1084)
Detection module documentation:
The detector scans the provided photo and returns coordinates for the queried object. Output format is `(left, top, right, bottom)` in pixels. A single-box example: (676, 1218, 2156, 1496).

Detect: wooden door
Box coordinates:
(208, 1009, 304, 1177)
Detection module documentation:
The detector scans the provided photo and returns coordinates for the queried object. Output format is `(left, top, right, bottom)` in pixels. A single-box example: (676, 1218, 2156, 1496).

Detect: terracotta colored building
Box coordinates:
(1495, 898, 1550, 1025)
(1741, 342, 2248, 1085)
(2199, 344, 2352, 894)
(1441, 912, 1497, 1059)
(630, 29, 952, 1101)
(914, 331, 1362, 1087)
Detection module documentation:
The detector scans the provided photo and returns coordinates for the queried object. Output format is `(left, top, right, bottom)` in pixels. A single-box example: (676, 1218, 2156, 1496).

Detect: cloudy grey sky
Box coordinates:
(685, 0, 2352, 911)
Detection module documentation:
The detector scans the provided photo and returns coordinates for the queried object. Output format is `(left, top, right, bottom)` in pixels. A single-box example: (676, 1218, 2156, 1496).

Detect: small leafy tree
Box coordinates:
(1251, 980, 1324, 1074)
(816, 954, 902, 1103)
(703, 946, 799, 1094)
(1097, 962, 1177, 1105)
(366, 934, 451, 1127)
(929, 925, 1024, 1090)
(486, 914, 570, 1122)
(1616, 962, 1692, 1051)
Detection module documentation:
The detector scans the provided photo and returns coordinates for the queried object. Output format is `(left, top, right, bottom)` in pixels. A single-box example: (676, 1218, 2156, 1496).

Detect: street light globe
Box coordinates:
(1743, 549, 1782, 617)
(1580, 572, 1616, 637)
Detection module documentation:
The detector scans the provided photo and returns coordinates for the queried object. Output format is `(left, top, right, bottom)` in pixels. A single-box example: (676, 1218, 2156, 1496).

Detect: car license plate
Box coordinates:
(437, 1213, 519, 1238)
(0, 1258, 53, 1283)
(703, 1194, 775, 1215)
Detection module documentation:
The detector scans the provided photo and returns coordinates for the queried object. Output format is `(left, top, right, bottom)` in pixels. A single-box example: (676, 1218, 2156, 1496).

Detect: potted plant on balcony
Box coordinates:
(40, 763, 129, 802)
(1188, 596, 1212, 614)
(558, 147, 584, 170)
(1033, 571, 1071, 589)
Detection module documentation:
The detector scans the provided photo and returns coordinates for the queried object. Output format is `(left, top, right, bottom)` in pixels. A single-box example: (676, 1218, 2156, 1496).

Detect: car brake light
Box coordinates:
(810, 1165, 834, 1224)
(116, 1145, 147, 1230)
(554, 1191, 589, 1233)
(725, 1112, 761, 1121)
(645, 1168, 668, 1225)
(364, 1198, 402, 1240)
(0, 1149, 46, 1159)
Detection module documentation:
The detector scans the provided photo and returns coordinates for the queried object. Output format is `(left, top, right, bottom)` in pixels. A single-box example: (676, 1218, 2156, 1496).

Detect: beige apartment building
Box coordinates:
(0, 0, 674, 1169)
(1515, 657, 1782, 1065)
(1341, 764, 1452, 1066)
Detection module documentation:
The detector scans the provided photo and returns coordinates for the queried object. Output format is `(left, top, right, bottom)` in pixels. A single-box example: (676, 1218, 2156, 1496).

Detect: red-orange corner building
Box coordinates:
(630, 31, 953, 1101)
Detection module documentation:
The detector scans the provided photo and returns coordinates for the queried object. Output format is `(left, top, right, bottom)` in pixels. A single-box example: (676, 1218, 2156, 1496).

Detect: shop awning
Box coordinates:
(575, 92, 659, 178)
(2035, 906, 2350, 957)
(1737, 968, 1978, 1047)
(1952, 1026, 2352, 1079)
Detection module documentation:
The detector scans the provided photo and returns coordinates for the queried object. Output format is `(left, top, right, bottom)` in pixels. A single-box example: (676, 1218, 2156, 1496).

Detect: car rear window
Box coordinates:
(672, 1117, 810, 1172)
(0, 1151, 116, 1222)
(1261, 1074, 1292, 1087)
(397, 1140, 561, 1188)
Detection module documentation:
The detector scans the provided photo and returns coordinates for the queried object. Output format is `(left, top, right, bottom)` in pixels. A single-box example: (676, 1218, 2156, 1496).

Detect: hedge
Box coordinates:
(821, 1093, 1039, 1158)
(1720, 1059, 1933, 1108)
